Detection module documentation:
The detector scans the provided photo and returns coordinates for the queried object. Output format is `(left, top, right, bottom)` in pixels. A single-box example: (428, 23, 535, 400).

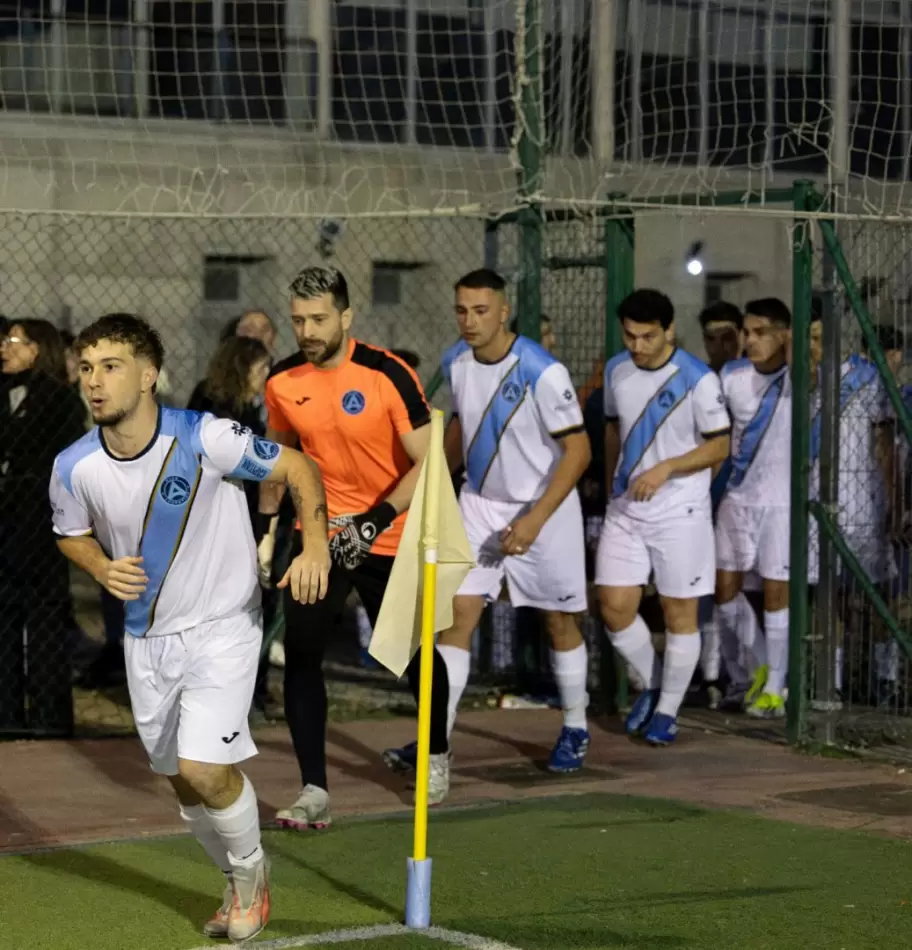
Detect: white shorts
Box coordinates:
(124, 609, 262, 775)
(716, 500, 791, 582)
(594, 500, 715, 598)
(456, 488, 587, 613)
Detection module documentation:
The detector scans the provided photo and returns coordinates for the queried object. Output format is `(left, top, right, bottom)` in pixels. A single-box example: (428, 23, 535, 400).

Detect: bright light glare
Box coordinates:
(686, 257, 704, 276)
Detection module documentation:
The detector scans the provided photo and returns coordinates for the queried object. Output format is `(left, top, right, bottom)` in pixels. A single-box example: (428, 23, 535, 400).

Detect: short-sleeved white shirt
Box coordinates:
(720, 358, 792, 509)
(49, 407, 282, 638)
(604, 348, 729, 521)
(442, 336, 585, 503)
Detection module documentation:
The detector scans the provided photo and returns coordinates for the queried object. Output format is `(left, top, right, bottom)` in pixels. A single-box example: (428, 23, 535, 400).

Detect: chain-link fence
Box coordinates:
(804, 217, 912, 755)
(0, 213, 495, 736)
(0, 210, 620, 737)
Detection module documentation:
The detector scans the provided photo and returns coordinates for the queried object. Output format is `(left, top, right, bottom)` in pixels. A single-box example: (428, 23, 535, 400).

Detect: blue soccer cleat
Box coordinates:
(383, 740, 418, 774)
(547, 726, 590, 773)
(625, 688, 659, 736)
(644, 712, 678, 746)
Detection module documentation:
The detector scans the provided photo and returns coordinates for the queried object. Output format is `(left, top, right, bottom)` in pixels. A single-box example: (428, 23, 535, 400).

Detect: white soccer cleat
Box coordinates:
(228, 855, 271, 943)
(202, 876, 233, 938)
(276, 784, 331, 831)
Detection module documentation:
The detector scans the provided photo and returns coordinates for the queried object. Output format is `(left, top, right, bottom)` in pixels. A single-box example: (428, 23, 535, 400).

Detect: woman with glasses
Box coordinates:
(0, 319, 87, 734)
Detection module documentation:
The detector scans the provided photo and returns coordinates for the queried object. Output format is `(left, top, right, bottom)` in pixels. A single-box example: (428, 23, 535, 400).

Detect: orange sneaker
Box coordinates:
(202, 876, 233, 938)
(228, 855, 270, 943)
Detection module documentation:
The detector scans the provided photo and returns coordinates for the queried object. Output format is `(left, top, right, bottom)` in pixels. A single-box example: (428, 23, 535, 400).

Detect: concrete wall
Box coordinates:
(0, 121, 903, 407)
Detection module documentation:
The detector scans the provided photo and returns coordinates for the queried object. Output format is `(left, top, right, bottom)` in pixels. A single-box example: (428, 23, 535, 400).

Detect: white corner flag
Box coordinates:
(369, 411, 475, 678)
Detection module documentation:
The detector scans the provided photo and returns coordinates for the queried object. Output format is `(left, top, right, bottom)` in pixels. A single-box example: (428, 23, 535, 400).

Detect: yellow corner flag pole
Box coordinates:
(405, 408, 444, 929)
(368, 405, 474, 928)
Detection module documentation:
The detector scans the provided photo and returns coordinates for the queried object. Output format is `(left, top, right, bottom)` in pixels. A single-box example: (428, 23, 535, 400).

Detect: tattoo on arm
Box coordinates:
(289, 483, 304, 518)
(314, 503, 327, 523)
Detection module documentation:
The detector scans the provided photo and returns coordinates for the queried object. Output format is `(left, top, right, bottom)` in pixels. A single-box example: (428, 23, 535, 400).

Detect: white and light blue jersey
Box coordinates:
(49, 407, 282, 638)
(720, 358, 791, 508)
(443, 336, 584, 503)
(604, 348, 729, 519)
(810, 354, 891, 525)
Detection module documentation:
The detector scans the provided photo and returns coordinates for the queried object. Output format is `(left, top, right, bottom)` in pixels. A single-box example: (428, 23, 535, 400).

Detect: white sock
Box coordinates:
(764, 609, 789, 696)
(355, 604, 372, 649)
(609, 615, 661, 689)
(179, 803, 232, 874)
(204, 773, 264, 870)
(875, 640, 900, 681)
(437, 644, 470, 739)
(550, 643, 589, 731)
(700, 619, 721, 682)
(656, 633, 701, 717)
(735, 592, 766, 671)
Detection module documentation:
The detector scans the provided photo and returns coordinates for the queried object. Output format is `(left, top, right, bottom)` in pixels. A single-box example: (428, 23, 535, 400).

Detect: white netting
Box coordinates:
(0, 0, 910, 220)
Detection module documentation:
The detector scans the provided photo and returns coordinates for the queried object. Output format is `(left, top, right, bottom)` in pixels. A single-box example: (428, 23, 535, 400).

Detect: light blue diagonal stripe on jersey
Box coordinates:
(728, 370, 786, 490)
(809, 355, 878, 462)
(612, 368, 689, 497)
(711, 456, 733, 515)
(125, 439, 203, 638)
(464, 361, 525, 493)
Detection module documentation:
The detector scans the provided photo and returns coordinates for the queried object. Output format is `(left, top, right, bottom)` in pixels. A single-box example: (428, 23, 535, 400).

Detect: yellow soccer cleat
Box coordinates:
(746, 692, 785, 719)
(744, 664, 769, 708)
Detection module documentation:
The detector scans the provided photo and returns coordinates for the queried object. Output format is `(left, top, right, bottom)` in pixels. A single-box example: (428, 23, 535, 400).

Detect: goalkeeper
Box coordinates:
(257, 265, 452, 825)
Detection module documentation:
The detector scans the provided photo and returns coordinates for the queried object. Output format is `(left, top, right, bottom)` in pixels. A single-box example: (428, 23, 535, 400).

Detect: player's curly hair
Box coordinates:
(203, 336, 271, 414)
(74, 313, 165, 370)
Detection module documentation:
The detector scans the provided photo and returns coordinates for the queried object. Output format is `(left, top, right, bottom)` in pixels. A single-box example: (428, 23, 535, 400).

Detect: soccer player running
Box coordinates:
(386, 269, 593, 772)
(49, 314, 330, 942)
(258, 266, 452, 824)
(596, 290, 731, 746)
(714, 298, 798, 720)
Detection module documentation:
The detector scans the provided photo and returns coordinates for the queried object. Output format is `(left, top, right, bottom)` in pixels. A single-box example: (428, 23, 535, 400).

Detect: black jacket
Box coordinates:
(0, 370, 87, 545)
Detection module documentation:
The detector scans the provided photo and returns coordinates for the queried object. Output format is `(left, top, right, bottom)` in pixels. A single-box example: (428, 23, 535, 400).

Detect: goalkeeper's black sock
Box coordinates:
(406, 646, 451, 756)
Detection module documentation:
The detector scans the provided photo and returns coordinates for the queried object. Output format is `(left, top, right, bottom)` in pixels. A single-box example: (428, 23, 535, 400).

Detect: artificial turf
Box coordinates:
(1, 792, 909, 950)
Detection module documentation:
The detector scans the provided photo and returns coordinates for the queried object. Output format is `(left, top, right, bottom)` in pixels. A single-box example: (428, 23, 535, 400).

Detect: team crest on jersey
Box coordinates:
(342, 390, 366, 415)
(231, 422, 252, 438)
(501, 381, 522, 403)
(161, 475, 192, 506)
(657, 389, 675, 409)
(253, 437, 279, 460)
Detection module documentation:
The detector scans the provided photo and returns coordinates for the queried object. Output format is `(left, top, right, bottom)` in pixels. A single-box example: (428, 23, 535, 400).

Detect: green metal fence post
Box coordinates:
(514, 0, 546, 690)
(788, 180, 814, 746)
(600, 202, 635, 714)
(515, 0, 543, 342)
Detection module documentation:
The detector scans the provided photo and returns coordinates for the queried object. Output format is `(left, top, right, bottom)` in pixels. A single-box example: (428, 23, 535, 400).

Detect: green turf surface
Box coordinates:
(2, 793, 911, 950)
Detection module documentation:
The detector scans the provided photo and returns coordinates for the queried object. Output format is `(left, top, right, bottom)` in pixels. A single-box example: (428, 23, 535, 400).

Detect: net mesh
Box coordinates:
(1, 0, 910, 220)
(805, 220, 912, 755)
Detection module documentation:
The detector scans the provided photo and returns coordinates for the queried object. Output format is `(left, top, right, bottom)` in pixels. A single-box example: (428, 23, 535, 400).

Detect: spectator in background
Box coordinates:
(0, 319, 86, 733)
(509, 314, 556, 353)
(222, 309, 278, 356)
(390, 348, 421, 369)
(188, 335, 278, 717)
(699, 300, 744, 373)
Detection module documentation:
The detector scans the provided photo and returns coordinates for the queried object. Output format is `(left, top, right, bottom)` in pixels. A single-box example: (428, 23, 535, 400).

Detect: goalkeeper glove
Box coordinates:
(328, 502, 397, 570)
